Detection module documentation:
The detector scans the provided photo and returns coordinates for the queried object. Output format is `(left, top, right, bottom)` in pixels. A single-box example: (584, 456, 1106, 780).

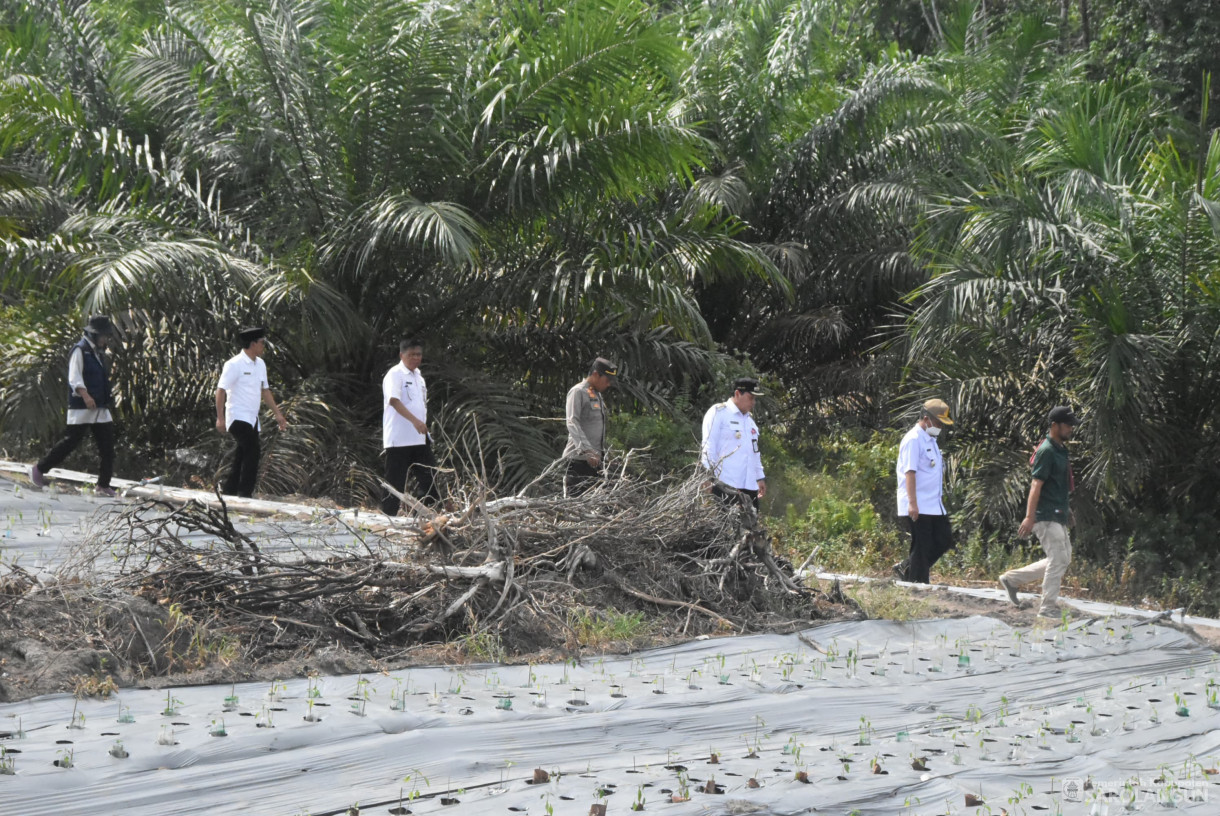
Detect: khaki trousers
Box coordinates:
(1001, 521, 1071, 616)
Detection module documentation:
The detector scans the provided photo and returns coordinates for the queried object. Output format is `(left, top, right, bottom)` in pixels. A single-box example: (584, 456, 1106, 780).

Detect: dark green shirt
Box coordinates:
(1031, 435, 1071, 523)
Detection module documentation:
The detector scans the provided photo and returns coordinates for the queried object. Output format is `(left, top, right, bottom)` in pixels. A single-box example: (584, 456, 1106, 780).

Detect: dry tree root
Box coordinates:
(52, 470, 840, 671)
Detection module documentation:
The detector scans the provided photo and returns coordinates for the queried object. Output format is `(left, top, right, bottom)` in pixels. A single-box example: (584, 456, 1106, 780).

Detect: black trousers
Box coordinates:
(223, 420, 261, 498)
(38, 422, 115, 488)
(382, 443, 439, 515)
(564, 457, 603, 496)
(904, 514, 954, 584)
(712, 482, 759, 511)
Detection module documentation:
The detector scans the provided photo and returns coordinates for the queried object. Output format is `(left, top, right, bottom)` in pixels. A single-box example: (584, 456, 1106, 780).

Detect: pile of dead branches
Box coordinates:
(61, 470, 835, 669)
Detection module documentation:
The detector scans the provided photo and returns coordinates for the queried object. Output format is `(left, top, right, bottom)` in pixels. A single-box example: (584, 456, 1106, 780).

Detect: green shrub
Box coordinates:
(606, 398, 700, 478)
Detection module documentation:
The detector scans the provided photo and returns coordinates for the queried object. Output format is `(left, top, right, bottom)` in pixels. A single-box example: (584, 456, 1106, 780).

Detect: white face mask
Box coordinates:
(926, 426, 942, 438)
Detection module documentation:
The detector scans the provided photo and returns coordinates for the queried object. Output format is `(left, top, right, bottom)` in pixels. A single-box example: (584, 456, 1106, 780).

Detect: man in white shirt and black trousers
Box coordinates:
(31, 315, 120, 496)
(701, 377, 767, 510)
(893, 398, 955, 583)
(215, 326, 288, 498)
(381, 338, 439, 515)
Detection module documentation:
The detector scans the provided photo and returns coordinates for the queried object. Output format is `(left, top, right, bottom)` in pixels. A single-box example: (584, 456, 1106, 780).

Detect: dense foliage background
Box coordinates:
(2, 0, 1218, 610)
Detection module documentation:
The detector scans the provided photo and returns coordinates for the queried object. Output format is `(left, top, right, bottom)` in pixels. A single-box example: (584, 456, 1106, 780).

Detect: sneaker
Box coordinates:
(891, 561, 909, 581)
(95, 486, 116, 498)
(1037, 605, 1061, 619)
(30, 464, 46, 488)
(999, 575, 1021, 606)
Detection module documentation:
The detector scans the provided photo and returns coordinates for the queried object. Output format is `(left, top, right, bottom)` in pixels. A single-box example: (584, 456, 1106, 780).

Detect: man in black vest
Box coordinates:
(30, 315, 119, 496)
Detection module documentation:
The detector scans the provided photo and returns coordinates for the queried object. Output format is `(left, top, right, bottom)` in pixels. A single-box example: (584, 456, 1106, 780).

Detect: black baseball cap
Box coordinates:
(1048, 405, 1078, 426)
(733, 377, 764, 396)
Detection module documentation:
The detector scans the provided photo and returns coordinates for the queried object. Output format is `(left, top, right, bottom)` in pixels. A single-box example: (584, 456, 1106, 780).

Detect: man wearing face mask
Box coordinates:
(30, 315, 120, 496)
(893, 398, 955, 583)
(998, 405, 1079, 618)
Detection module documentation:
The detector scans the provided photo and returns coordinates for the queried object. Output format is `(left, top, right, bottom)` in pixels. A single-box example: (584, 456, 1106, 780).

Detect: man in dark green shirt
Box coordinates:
(998, 406, 1078, 618)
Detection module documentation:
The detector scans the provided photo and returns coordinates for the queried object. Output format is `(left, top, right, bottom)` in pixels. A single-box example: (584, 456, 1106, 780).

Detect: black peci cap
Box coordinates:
(238, 326, 266, 346)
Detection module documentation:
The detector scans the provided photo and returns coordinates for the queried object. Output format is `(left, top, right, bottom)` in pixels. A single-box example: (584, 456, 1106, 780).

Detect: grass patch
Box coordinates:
(458, 631, 506, 662)
(570, 608, 651, 648)
(847, 581, 931, 621)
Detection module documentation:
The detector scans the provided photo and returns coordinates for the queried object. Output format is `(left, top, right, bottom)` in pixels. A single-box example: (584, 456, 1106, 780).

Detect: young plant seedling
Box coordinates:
(68, 697, 85, 730)
(162, 689, 183, 716)
(632, 784, 646, 810)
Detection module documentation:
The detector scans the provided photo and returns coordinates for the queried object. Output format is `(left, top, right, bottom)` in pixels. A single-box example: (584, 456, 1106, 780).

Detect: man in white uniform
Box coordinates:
(381, 338, 439, 515)
(215, 326, 288, 497)
(31, 315, 120, 496)
(893, 398, 955, 583)
(701, 377, 766, 510)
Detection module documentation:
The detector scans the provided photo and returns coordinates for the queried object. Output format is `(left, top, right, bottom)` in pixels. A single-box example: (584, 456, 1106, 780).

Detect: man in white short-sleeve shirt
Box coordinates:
(894, 398, 955, 583)
(381, 338, 439, 515)
(214, 326, 287, 497)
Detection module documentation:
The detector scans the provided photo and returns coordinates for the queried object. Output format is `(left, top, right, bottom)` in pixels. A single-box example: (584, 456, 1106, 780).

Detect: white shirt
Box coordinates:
(701, 400, 765, 490)
(896, 423, 946, 516)
(217, 351, 269, 430)
(66, 341, 112, 425)
(382, 362, 428, 448)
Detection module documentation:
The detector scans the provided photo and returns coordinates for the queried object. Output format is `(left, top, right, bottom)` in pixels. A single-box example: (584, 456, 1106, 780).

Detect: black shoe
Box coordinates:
(892, 561, 909, 581)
